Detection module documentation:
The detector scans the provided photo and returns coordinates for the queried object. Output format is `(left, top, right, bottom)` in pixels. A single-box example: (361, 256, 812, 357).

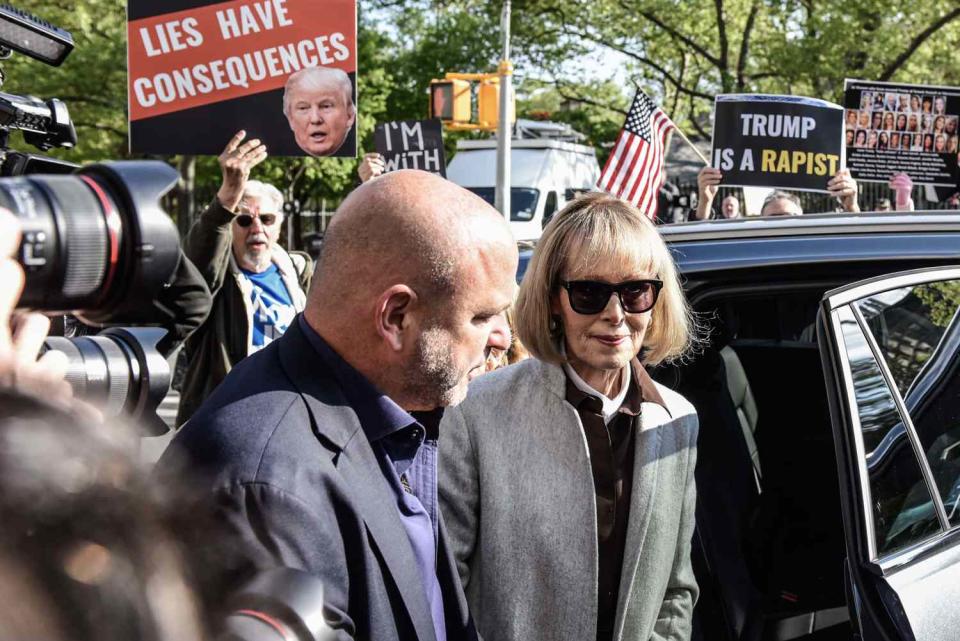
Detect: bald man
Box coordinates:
(160, 170, 518, 641)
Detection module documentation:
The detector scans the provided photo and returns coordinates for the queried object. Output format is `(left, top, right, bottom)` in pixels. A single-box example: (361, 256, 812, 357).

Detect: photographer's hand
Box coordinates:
(216, 130, 268, 213)
(0, 208, 71, 400)
(0, 210, 102, 422)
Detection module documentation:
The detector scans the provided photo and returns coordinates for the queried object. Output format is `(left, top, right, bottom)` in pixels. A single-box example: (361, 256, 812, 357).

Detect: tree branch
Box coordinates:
(744, 71, 779, 81)
(670, 53, 687, 116)
(623, 1, 721, 67)
(879, 6, 960, 80)
(562, 25, 714, 101)
(687, 96, 710, 139)
(551, 80, 628, 116)
(57, 95, 122, 109)
(714, 0, 730, 88)
(736, 0, 760, 91)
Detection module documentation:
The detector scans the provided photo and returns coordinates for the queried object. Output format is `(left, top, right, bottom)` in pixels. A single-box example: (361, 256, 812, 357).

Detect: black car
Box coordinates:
(519, 212, 960, 641)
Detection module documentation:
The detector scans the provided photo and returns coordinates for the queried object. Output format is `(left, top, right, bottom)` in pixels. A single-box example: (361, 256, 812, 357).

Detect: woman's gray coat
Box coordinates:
(438, 357, 699, 641)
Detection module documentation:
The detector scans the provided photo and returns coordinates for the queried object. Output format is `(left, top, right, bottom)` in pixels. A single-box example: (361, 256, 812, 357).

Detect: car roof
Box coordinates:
(515, 211, 960, 283)
(660, 211, 960, 274)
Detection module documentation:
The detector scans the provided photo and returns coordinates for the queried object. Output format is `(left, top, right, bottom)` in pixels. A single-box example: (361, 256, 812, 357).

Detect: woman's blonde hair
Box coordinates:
(514, 192, 693, 367)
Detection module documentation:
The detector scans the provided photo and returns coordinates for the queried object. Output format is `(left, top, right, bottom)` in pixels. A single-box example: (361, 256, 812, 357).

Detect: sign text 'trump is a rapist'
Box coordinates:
(711, 94, 845, 192)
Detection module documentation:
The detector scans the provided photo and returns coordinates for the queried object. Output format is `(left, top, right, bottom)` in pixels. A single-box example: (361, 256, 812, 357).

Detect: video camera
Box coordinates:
(0, 6, 181, 431)
(1, 12, 334, 639)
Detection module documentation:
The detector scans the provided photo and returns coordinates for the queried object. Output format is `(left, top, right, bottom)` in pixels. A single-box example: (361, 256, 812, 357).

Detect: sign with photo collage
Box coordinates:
(843, 79, 960, 186)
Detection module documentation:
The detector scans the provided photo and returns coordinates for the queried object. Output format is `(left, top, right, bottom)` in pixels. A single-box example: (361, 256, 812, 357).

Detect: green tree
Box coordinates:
(2, 0, 128, 161)
(915, 281, 960, 328)
(506, 0, 960, 137)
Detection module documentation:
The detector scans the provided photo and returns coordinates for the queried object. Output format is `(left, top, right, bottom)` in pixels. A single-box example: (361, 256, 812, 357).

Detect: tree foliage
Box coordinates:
(507, 0, 960, 137)
(3, 0, 128, 162)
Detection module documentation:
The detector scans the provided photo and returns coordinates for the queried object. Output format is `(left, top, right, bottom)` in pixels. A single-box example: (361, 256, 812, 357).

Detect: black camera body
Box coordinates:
(0, 10, 331, 640)
(0, 8, 186, 430)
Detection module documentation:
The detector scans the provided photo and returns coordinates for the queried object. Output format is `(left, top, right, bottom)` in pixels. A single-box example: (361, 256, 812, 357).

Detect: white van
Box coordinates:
(445, 138, 600, 242)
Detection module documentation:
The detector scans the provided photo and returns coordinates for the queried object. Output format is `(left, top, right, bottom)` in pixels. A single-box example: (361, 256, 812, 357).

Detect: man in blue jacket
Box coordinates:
(161, 169, 518, 641)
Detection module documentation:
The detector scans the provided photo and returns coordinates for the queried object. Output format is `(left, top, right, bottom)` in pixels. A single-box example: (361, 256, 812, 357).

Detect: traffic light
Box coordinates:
(429, 79, 471, 123)
(477, 79, 515, 128)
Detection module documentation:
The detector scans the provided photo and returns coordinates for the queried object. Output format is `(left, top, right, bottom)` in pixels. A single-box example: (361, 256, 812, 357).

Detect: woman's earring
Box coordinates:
(549, 315, 561, 334)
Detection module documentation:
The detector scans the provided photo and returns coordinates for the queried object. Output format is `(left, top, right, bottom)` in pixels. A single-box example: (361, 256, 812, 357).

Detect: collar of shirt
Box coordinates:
(239, 263, 279, 278)
(563, 357, 669, 421)
(297, 315, 442, 459)
(563, 361, 630, 423)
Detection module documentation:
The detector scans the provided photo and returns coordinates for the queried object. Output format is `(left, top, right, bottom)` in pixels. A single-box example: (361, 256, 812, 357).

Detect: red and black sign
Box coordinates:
(128, 0, 357, 157)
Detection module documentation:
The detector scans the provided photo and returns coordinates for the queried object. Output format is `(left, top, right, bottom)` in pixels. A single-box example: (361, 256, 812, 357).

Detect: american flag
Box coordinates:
(597, 90, 675, 218)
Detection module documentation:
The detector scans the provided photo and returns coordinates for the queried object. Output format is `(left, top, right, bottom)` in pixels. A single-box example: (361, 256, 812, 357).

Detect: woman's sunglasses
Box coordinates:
(235, 213, 277, 227)
(560, 279, 663, 315)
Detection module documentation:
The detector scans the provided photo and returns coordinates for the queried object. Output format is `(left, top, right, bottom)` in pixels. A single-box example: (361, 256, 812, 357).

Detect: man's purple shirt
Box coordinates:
(298, 315, 447, 641)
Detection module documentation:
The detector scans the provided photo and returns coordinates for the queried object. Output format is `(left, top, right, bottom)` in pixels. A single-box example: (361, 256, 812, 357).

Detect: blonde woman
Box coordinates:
(439, 193, 698, 641)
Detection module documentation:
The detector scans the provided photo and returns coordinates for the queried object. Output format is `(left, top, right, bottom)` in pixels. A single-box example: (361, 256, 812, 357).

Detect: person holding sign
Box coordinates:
(693, 168, 741, 219)
(358, 152, 386, 182)
(694, 166, 859, 218)
(759, 170, 859, 215)
(283, 67, 356, 157)
(176, 131, 313, 427)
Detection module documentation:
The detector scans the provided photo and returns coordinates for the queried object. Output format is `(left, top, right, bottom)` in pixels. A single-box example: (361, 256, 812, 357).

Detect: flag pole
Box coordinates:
(671, 124, 710, 166)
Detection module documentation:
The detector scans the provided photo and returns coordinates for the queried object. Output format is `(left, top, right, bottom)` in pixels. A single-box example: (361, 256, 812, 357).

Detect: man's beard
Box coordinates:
(405, 325, 469, 408)
(242, 236, 272, 269)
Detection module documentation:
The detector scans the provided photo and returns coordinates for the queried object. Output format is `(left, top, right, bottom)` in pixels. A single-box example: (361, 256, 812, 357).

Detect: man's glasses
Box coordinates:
(560, 279, 663, 315)
(235, 213, 277, 227)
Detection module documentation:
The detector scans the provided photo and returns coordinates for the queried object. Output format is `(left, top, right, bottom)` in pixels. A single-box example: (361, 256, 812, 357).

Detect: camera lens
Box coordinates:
(3, 161, 180, 323)
(42, 327, 171, 434)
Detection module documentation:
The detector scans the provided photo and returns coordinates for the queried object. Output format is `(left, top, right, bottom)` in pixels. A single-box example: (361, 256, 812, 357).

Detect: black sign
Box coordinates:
(374, 119, 446, 177)
(711, 94, 845, 192)
(843, 79, 960, 187)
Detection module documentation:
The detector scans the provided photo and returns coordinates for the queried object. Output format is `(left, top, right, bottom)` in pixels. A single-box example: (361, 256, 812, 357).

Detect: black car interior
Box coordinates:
(653, 288, 851, 641)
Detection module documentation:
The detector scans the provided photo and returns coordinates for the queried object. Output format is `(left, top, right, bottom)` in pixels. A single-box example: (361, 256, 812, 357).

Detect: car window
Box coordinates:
(714, 291, 823, 343)
(543, 190, 558, 224)
(465, 187, 541, 222)
(838, 306, 942, 556)
(855, 281, 960, 527)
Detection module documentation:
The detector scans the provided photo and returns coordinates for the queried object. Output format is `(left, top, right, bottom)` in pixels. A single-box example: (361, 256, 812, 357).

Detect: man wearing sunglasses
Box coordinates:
(175, 131, 312, 427)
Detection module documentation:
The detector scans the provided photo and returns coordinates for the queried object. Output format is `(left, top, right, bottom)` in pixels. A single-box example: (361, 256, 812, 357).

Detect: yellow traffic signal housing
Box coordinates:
(477, 79, 515, 128)
(429, 79, 471, 123)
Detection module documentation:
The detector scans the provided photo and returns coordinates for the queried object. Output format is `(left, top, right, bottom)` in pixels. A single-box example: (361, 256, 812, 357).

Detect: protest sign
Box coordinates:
(844, 79, 960, 187)
(711, 94, 844, 192)
(373, 119, 446, 177)
(127, 0, 357, 157)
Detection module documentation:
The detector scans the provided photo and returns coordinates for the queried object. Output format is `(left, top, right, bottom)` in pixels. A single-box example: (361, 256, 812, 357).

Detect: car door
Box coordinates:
(818, 265, 960, 641)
